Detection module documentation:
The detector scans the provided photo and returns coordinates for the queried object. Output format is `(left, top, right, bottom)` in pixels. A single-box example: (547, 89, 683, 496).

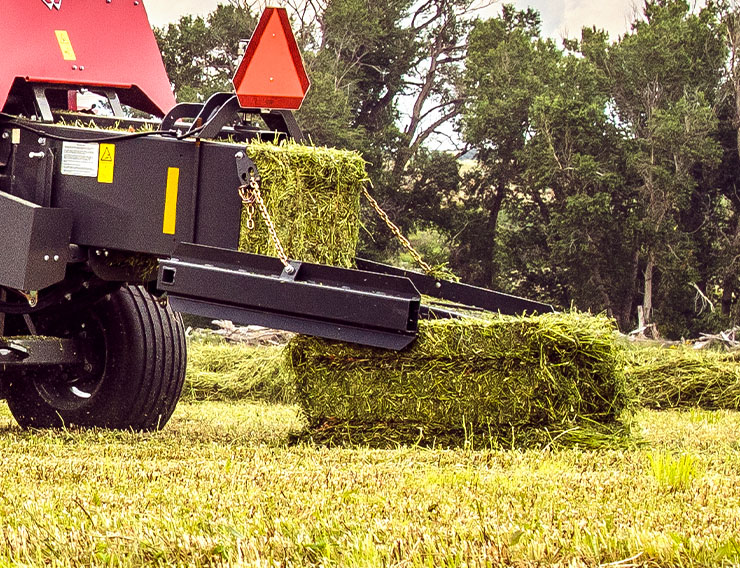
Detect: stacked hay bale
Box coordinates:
(288, 312, 631, 448)
(241, 142, 367, 268)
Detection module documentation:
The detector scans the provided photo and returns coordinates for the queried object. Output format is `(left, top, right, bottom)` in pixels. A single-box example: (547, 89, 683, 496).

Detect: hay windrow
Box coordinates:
(288, 312, 630, 448)
(184, 339, 292, 403)
(626, 344, 740, 410)
(242, 142, 367, 268)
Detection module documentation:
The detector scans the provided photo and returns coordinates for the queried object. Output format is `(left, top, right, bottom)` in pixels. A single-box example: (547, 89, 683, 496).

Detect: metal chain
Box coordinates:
(239, 176, 291, 268)
(362, 188, 433, 274)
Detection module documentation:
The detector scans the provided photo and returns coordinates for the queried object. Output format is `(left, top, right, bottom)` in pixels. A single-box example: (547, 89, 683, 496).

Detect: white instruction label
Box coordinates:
(61, 142, 99, 177)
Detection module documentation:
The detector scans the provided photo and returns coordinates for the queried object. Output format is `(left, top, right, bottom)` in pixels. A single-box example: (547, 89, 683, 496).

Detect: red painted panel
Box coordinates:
(0, 0, 175, 116)
(233, 7, 310, 110)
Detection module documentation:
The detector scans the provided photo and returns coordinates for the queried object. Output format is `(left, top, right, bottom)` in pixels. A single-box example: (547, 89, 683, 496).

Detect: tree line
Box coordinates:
(155, 0, 740, 338)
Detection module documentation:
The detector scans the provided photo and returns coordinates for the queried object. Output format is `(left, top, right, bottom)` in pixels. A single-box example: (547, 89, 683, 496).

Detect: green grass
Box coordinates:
(0, 401, 739, 567)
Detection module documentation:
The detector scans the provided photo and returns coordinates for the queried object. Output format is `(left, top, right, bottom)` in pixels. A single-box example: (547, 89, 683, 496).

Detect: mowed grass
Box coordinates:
(1, 401, 740, 566)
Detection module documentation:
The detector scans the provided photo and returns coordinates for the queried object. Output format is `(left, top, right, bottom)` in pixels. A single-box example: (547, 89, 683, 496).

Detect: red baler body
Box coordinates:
(0, 0, 175, 116)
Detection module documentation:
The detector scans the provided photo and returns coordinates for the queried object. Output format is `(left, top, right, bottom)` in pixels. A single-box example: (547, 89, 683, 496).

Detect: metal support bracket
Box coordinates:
(158, 243, 421, 350)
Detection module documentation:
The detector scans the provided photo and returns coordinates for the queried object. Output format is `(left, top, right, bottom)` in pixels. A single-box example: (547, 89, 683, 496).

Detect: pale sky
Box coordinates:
(144, 0, 637, 40)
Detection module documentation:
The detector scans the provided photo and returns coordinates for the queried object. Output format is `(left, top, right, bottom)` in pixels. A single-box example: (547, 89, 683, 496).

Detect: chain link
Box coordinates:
(362, 188, 433, 275)
(239, 176, 291, 268)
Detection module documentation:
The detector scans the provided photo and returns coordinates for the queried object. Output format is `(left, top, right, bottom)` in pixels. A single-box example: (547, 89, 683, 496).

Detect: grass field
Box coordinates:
(1, 400, 739, 567)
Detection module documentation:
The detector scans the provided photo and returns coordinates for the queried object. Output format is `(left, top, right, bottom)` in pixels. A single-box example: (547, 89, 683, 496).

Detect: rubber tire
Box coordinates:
(5, 285, 186, 430)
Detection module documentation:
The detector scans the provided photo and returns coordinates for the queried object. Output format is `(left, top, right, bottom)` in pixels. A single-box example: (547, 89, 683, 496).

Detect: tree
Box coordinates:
(155, 3, 257, 102)
(583, 0, 726, 330)
(457, 5, 558, 287)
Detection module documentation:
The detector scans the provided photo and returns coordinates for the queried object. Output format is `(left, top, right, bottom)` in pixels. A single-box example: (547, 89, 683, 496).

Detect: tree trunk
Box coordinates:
(643, 249, 655, 325)
(480, 184, 507, 288)
(615, 248, 640, 331)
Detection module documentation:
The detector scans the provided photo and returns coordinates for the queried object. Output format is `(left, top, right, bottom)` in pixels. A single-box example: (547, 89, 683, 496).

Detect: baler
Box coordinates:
(0, 1, 551, 430)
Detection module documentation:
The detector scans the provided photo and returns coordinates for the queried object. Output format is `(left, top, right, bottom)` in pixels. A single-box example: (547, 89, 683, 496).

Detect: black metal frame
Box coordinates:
(355, 258, 554, 316)
(158, 243, 421, 350)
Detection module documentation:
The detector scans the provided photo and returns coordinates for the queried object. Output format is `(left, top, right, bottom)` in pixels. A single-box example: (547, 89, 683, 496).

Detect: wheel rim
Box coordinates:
(32, 312, 108, 412)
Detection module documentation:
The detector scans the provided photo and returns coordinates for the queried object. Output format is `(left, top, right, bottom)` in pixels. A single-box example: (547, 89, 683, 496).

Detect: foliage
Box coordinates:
(459, 0, 736, 337)
(155, 3, 257, 101)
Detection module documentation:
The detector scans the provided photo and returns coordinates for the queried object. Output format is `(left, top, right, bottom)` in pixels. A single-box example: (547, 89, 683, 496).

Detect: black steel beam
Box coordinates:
(158, 243, 421, 350)
(355, 258, 555, 316)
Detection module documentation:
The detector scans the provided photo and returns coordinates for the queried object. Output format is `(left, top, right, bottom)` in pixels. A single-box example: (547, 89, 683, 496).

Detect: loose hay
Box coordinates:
(184, 338, 292, 403)
(241, 142, 367, 267)
(288, 312, 630, 448)
(627, 344, 740, 410)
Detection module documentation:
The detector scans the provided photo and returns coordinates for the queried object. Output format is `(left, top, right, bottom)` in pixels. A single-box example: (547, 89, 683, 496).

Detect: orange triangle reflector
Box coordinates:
(233, 7, 310, 110)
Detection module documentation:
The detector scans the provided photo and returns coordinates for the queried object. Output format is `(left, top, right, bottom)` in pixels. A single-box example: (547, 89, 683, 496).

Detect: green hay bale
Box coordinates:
(184, 339, 293, 403)
(626, 344, 740, 410)
(241, 142, 367, 268)
(288, 312, 630, 448)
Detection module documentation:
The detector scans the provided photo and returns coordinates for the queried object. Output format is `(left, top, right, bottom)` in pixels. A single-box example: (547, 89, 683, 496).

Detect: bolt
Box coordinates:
(53, 255, 60, 262)
(435, 282, 442, 289)
(44, 255, 50, 262)
(285, 265, 296, 275)
(95, 250, 102, 256)
(38, 137, 46, 145)
(72, 65, 78, 70)
(64, 294, 72, 301)
(79, 66, 85, 71)
(104, 251, 109, 257)
(134, 0, 139, 4)
(235, 151, 245, 159)
(2, 132, 9, 140)
(83, 362, 93, 373)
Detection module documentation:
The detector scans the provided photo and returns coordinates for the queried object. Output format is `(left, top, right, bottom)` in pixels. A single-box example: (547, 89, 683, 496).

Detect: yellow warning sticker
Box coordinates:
(55, 30, 77, 61)
(163, 168, 180, 235)
(98, 144, 115, 184)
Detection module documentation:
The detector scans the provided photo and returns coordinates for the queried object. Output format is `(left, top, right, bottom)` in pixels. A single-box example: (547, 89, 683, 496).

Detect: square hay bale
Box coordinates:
(287, 312, 631, 448)
(241, 142, 367, 268)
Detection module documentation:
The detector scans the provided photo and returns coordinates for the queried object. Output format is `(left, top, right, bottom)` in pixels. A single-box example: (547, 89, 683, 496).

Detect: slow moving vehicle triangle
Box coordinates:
(232, 7, 310, 110)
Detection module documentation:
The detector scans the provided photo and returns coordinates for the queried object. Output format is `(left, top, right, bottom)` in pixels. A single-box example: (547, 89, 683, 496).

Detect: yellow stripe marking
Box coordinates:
(55, 30, 77, 61)
(163, 167, 180, 235)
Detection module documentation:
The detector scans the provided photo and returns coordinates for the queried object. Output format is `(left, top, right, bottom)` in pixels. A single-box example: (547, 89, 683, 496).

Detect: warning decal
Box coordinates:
(98, 144, 115, 183)
(61, 142, 99, 177)
(55, 30, 77, 61)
